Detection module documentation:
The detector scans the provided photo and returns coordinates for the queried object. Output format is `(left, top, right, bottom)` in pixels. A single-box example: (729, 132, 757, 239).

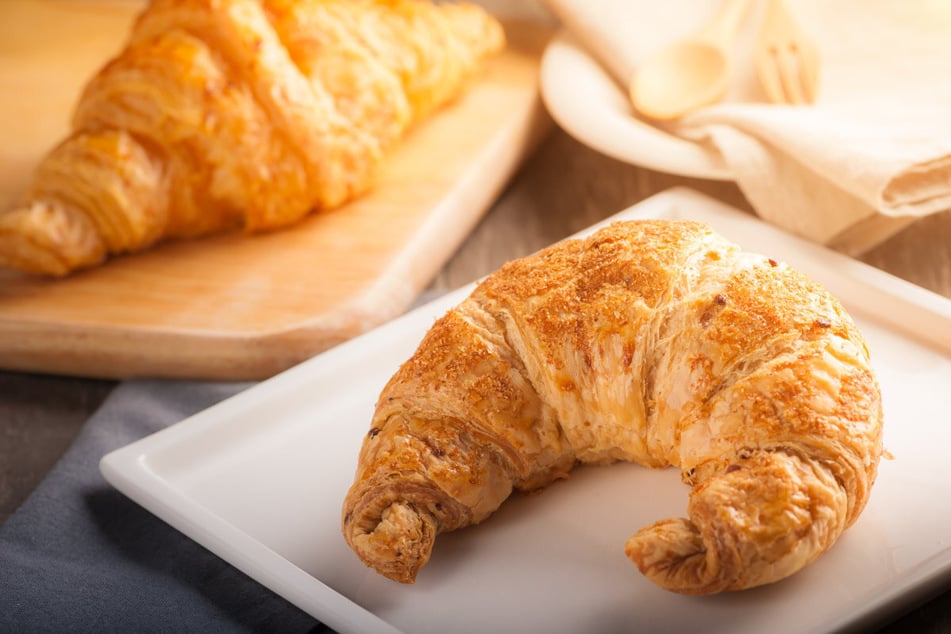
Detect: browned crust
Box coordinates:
(342, 219, 883, 592)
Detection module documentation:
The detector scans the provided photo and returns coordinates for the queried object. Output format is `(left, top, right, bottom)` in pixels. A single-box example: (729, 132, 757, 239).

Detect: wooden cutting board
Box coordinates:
(0, 0, 552, 380)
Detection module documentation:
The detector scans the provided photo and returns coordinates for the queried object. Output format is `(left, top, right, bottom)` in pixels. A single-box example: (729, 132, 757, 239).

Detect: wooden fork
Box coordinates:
(755, 0, 820, 104)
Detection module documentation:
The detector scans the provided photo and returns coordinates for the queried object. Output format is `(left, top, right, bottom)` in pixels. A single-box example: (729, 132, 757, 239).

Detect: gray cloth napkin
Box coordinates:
(0, 379, 329, 633)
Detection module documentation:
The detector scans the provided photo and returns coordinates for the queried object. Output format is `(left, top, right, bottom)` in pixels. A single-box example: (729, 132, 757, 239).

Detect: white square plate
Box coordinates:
(101, 188, 951, 633)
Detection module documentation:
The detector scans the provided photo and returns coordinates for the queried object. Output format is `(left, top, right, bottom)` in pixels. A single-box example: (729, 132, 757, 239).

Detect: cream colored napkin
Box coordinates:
(543, 0, 951, 254)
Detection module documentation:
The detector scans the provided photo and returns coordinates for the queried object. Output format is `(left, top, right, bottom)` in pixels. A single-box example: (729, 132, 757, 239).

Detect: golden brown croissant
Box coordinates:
(0, 0, 503, 276)
(341, 219, 883, 594)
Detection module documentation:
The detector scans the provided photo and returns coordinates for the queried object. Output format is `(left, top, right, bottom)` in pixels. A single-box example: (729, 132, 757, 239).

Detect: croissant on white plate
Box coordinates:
(341, 219, 884, 594)
(0, 0, 504, 276)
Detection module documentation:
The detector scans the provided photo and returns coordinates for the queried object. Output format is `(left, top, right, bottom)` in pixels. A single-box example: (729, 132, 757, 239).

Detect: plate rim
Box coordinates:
(100, 187, 951, 634)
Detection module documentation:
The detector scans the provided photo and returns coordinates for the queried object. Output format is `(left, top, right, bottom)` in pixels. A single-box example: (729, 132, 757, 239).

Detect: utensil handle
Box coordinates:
(697, 0, 754, 48)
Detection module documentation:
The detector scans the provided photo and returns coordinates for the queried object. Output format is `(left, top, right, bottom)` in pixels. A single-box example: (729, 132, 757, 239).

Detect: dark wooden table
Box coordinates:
(2, 128, 949, 632)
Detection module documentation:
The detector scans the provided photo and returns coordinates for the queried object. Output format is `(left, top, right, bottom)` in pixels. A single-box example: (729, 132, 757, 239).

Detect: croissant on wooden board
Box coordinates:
(341, 219, 884, 594)
(0, 0, 504, 276)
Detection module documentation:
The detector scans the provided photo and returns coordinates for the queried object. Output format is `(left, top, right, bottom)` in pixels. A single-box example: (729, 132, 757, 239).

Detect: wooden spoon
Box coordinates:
(629, 0, 753, 120)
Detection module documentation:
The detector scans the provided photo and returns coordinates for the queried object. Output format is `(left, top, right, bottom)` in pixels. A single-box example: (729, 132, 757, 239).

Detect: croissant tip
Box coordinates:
(0, 202, 106, 276)
(624, 518, 723, 595)
(345, 500, 436, 584)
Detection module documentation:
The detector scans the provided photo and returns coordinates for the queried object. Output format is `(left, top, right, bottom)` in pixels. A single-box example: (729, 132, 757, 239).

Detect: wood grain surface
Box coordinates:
(0, 0, 551, 380)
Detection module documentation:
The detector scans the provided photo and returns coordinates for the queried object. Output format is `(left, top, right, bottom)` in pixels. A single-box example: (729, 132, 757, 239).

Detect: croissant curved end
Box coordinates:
(625, 450, 850, 594)
(345, 501, 436, 584)
(0, 202, 106, 277)
(624, 518, 712, 593)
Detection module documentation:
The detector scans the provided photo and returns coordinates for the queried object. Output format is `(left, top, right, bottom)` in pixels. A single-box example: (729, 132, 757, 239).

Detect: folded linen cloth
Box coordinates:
(543, 0, 951, 254)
